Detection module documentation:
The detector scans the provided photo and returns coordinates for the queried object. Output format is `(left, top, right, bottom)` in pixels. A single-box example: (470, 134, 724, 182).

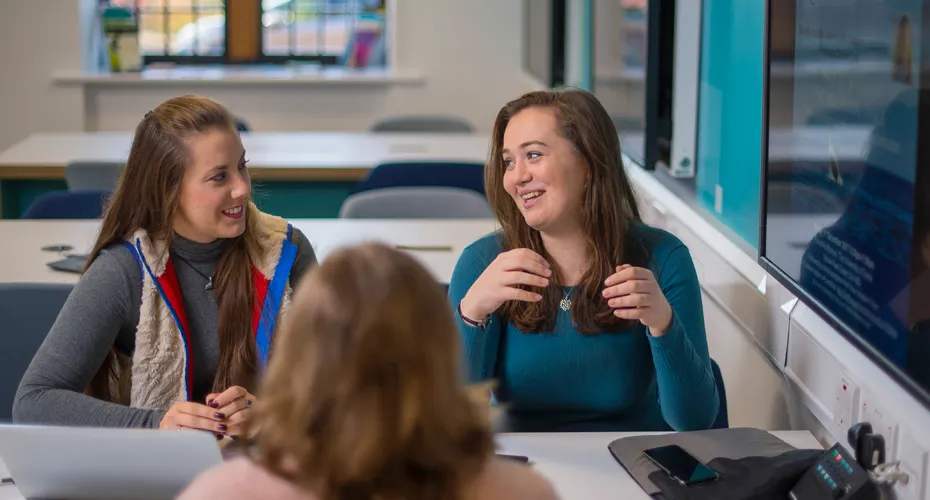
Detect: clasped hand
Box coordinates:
(158, 386, 256, 438)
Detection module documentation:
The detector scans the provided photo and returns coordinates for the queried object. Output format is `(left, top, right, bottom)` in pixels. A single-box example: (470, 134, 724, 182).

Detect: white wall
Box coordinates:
(0, 0, 543, 150)
(0, 0, 91, 151)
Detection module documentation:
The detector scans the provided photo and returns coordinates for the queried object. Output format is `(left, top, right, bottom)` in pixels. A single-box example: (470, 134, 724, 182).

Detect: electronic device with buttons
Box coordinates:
(789, 443, 878, 500)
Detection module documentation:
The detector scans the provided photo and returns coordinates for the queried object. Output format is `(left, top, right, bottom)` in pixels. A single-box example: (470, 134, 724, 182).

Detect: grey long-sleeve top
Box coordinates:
(12, 230, 316, 428)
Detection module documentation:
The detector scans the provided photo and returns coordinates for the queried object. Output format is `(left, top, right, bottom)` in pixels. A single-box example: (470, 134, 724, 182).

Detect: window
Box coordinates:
(592, 0, 648, 162)
(106, 0, 387, 65)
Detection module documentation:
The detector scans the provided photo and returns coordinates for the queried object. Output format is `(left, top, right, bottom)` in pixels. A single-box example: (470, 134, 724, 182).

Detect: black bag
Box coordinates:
(649, 448, 822, 500)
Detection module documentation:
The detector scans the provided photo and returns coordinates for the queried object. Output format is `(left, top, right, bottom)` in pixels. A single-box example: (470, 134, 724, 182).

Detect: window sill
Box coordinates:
(52, 66, 425, 87)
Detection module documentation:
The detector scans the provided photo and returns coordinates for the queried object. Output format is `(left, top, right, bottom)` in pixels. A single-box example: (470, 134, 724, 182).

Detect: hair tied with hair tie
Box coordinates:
(144, 110, 154, 119)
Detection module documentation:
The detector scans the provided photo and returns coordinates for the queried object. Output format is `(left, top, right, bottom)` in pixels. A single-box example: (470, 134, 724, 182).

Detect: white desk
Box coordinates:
(0, 430, 821, 500)
(0, 132, 491, 181)
(0, 219, 500, 285)
(495, 431, 822, 499)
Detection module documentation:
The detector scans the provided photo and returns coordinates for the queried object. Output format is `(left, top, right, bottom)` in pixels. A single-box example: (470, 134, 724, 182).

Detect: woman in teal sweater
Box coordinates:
(449, 89, 719, 432)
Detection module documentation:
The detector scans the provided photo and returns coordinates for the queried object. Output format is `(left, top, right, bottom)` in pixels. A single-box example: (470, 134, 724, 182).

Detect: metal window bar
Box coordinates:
(135, 0, 227, 61)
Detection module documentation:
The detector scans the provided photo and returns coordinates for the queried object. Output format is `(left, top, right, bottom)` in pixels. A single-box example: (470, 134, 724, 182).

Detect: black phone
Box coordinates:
(496, 453, 530, 464)
(643, 445, 719, 486)
(40, 244, 74, 252)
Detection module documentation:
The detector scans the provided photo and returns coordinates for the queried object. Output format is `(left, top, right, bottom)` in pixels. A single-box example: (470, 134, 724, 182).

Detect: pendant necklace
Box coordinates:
(173, 253, 213, 291)
(560, 285, 576, 312)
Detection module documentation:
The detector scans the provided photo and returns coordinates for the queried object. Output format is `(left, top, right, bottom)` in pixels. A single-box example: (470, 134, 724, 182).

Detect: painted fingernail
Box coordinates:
(214, 412, 225, 419)
(208, 400, 218, 408)
(217, 423, 228, 431)
(215, 433, 224, 440)
(246, 399, 252, 407)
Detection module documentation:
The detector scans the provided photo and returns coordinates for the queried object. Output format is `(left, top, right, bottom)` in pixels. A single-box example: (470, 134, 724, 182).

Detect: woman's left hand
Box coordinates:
(602, 265, 674, 336)
(206, 386, 256, 438)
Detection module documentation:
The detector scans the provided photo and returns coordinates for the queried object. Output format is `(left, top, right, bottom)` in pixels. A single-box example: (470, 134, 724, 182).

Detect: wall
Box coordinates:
(0, 0, 91, 151)
(0, 0, 542, 150)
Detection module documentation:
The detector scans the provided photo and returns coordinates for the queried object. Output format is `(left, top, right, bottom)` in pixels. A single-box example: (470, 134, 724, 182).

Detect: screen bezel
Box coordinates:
(757, 0, 930, 411)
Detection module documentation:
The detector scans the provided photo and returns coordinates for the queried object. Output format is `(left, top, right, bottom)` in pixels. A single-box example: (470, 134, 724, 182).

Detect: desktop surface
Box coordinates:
(0, 430, 821, 500)
(0, 219, 500, 285)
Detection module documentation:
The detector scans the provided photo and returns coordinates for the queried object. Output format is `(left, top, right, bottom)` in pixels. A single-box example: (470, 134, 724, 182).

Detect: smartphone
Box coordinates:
(643, 445, 718, 486)
(496, 453, 530, 464)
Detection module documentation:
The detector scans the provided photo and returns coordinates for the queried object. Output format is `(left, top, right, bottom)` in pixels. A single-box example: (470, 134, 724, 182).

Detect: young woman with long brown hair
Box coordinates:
(450, 89, 719, 432)
(178, 243, 558, 500)
(13, 95, 317, 437)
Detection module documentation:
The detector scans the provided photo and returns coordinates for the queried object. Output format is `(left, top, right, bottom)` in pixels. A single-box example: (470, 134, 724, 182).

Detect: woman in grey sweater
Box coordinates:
(13, 95, 316, 437)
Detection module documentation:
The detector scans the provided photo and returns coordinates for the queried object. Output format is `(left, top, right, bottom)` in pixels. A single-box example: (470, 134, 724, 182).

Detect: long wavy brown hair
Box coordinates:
(252, 243, 495, 500)
(86, 95, 262, 401)
(486, 89, 648, 334)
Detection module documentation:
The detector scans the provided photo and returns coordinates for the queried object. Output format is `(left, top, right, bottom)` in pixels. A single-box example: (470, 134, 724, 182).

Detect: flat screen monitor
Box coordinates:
(760, 0, 930, 406)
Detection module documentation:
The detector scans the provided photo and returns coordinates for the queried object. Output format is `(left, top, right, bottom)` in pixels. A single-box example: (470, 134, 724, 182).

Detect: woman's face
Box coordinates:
(172, 129, 251, 243)
(501, 106, 588, 235)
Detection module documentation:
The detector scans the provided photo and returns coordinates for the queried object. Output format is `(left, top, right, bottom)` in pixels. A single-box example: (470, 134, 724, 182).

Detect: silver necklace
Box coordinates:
(172, 253, 213, 291)
(560, 285, 576, 311)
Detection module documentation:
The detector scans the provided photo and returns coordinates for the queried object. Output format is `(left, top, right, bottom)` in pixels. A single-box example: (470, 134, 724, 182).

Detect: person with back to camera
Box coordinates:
(448, 88, 719, 432)
(13, 95, 317, 437)
(178, 243, 560, 500)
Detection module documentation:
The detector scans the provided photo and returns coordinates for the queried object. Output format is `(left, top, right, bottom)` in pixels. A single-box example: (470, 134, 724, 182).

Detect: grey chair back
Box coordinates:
(0, 283, 74, 421)
(369, 115, 474, 133)
(65, 161, 124, 191)
(339, 186, 493, 219)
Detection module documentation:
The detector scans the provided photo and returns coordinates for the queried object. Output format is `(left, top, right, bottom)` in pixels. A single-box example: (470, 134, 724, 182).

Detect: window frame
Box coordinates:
(130, 0, 381, 67)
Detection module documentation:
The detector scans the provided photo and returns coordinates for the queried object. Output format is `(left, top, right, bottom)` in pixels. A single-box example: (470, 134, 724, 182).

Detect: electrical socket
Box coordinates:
(832, 375, 859, 436)
(858, 389, 900, 459)
(894, 429, 927, 500)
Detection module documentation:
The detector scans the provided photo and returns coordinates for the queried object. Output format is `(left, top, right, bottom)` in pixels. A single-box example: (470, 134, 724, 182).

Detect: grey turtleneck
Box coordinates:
(12, 229, 316, 429)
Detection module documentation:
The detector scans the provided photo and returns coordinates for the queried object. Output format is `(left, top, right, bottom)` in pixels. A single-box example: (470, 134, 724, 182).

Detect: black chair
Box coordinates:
(21, 190, 111, 219)
(710, 358, 729, 429)
(369, 115, 474, 133)
(0, 283, 74, 420)
(353, 161, 486, 196)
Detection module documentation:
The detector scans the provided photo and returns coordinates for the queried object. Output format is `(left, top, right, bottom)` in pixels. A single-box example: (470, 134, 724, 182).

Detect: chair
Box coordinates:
(369, 115, 475, 133)
(235, 117, 251, 132)
(339, 186, 494, 219)
(355, 161, 486, 196)
(22, 190, 111, 219)
(65, 161, 123, 191)
(710, 358, 729, 429)
(0, 283, 74, 420)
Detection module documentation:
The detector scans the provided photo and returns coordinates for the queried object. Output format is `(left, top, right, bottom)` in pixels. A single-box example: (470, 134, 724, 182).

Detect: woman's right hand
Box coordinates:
(158, 401, 227, 434)
(460, 248, 551, 321)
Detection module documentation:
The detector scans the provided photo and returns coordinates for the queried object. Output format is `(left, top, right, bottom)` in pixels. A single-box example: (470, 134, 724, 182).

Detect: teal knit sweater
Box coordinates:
(448, 224, 719, 432)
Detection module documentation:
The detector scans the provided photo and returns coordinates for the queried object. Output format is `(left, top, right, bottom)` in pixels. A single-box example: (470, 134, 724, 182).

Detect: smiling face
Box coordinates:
(501, 106, 589, 235)
(171, 128, 251, 243)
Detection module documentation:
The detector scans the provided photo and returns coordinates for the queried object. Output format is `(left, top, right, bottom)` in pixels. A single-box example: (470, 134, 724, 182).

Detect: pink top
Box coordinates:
(178, 457, 560, 500)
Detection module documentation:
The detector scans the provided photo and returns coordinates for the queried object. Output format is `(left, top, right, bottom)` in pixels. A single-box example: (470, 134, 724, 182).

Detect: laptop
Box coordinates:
(0, 425, 223, 500)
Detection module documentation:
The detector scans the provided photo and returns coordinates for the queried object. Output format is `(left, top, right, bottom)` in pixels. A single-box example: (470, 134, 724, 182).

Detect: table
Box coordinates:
(494, 431, 822, 499)
(0, 132, 491, 219)
(0, 430, 822, 500)
(0, 132, 491, 181)
(0, 219, 500, 285)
